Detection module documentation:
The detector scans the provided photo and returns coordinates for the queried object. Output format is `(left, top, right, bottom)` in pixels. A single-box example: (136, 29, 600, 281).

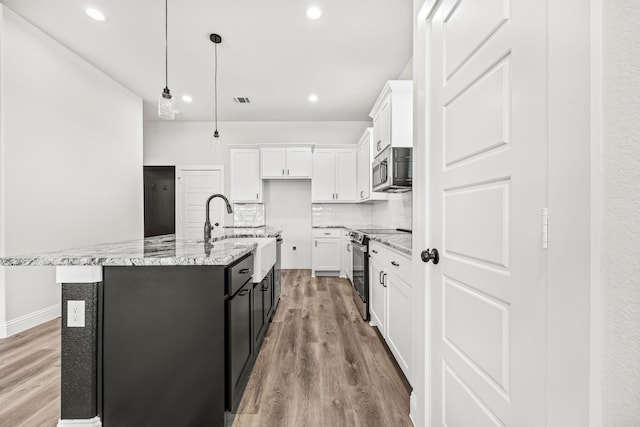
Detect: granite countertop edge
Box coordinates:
(0, 227, 283, 267)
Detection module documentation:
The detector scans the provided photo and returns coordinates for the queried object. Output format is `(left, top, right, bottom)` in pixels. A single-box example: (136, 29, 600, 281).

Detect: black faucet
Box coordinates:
(204, 194, 233, 241)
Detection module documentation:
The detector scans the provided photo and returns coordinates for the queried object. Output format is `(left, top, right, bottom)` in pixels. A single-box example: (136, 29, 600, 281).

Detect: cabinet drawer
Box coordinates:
(312, 228, 342, 238)
(228, 254, 253, 296)
(386, 251, 412, 286)
(368, 242, 387, 264)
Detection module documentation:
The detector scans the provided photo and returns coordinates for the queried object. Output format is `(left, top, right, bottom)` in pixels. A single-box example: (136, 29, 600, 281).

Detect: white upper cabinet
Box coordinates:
(356, 128, 387, 202)
(230, 148, 262, 202)
(312, 149, 357, 203)
(260, 147, 312, 179)
(369, 80, 413, 156)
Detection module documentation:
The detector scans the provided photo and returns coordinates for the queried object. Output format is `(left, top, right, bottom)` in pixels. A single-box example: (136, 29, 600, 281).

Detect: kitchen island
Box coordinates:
(0, 228, 282, 427)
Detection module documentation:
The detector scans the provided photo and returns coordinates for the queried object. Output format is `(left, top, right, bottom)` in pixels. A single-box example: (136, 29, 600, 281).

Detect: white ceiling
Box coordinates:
(0, 0, 413, 122)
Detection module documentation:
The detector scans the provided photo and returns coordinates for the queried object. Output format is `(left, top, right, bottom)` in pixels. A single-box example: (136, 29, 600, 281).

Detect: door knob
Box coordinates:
(421, 248, 440, 264)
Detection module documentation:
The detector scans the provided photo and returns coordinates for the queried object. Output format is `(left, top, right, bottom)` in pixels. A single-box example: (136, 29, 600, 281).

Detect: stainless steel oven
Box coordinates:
(349, 234, 369, 321)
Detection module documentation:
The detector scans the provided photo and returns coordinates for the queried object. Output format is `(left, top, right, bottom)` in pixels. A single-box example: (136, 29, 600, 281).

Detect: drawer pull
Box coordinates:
(390, 261, 400, 267)
(371, 249, 378, 254)
(239, 268, 251, 274)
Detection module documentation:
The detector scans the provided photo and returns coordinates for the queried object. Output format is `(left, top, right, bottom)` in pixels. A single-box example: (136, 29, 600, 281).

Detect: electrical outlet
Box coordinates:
(67, 300, 85, 327)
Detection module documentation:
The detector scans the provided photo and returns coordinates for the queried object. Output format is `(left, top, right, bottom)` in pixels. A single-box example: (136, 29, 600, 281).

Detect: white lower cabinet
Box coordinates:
(386, 273, 412, 376)
(369, 258, 387, 335)
(368, 241, 413, 380)
(312, 228, 341, 276)
(342, 229, 353, 282)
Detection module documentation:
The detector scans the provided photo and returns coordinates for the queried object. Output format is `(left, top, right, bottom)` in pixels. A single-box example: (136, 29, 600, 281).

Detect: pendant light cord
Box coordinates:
(164, 0, 168, 89)
(214, 41, 218, 134)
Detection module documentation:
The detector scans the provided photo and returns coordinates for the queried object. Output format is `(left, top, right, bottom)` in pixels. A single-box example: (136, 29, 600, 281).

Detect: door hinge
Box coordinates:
(542, 208, 548, 249)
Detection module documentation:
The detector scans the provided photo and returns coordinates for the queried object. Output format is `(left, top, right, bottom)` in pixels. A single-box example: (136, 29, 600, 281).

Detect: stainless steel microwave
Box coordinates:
(372, 146, 412, 193)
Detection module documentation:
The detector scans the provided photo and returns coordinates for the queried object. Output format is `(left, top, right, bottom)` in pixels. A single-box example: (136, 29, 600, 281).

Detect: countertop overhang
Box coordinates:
(0, 227, 283, 267)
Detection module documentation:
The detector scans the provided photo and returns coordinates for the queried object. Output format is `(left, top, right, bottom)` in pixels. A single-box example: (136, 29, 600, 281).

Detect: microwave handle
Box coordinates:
(380, 160, 388, 183)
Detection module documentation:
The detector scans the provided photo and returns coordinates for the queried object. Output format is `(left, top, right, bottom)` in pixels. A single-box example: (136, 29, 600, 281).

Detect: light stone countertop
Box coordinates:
(312, 224, 412, 256)
(0, 227, 283, 267)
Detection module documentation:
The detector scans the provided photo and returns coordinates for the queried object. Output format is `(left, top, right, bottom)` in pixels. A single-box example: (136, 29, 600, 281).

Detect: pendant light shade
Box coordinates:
(210, 33, 221, 138)
(158, 0, 174, 120)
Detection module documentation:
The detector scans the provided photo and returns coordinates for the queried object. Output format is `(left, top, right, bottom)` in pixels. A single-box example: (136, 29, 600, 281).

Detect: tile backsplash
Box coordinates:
(312, 192, 412, 230)
(370, 192, 412, 230)
(233, 203, 265, 227)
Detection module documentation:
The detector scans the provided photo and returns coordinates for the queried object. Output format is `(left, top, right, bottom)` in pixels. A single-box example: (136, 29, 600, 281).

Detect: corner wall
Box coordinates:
(602, 0, 640, 423)
(0, 6, 143, 337)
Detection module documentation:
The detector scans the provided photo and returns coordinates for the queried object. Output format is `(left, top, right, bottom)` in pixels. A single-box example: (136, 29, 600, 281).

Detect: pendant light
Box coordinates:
(210, 33, 222, 138)
(158, 0, 174, 120)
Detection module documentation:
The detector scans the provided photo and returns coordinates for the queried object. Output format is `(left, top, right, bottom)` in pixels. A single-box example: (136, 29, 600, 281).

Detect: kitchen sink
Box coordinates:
(226, 237, 276, 282)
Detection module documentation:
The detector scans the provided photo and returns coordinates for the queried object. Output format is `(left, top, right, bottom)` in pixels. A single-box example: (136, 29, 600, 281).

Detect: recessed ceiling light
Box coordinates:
(306, 7, 322, 20)
(85, 7, 107, 22)
(308, 94, 318, 103)
(182, 95, 193, 103)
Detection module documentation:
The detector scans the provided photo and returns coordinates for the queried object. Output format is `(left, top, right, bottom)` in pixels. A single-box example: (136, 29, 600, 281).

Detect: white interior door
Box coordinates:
(176, 166, 224, 238)
(424, 0, 548, 425)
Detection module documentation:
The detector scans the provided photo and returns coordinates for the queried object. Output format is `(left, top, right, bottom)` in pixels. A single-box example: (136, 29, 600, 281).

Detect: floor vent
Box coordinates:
(233, 97, 251, 104)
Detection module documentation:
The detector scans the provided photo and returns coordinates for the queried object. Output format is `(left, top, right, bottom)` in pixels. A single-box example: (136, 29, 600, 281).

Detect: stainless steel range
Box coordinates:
(348, 228, 411, 321)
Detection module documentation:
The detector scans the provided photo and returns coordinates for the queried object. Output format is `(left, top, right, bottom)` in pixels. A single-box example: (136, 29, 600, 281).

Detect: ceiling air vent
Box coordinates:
(233, 97, 251, 104)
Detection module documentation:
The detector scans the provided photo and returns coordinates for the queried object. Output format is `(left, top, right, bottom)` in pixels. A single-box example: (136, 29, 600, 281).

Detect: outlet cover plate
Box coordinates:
(67, 300, 85, 327)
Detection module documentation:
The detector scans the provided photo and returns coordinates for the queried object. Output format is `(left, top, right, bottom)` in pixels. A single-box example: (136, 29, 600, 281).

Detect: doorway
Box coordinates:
(143, 166, 175, 237)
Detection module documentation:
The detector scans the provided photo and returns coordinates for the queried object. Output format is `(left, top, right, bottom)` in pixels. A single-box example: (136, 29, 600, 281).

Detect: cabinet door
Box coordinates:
(253, 281, 264, 346)
(335, 150, 357, 202)
(285, 147, 312, 178)
(369, 259, 387, 334)
(262, 270, 274, 323)
(313, 238, 341, 271)
(229, 283, 252, 409)
(386, 274, 412, 379)
(260, 148, 286, 178)
(312, 151, 336, 202)
(357, 141, 370, 201)
(230, 149, 262, 202)
(372, 96, 391, 155)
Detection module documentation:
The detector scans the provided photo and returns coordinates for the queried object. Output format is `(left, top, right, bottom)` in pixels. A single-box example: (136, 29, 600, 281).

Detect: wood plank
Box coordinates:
(234, 269, 412, 427)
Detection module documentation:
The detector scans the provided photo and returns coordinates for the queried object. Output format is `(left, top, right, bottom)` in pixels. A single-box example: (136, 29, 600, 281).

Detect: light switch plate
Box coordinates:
(67, 300, 85, 327)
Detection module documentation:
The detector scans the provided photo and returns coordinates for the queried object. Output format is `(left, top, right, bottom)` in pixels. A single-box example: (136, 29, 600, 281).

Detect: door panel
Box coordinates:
(178, 168, 223, 237)
(426, 0, 548, 425)
(442, 0, 510, 80)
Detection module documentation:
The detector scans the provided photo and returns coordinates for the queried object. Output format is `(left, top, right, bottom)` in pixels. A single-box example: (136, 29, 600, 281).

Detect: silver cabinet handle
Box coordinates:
(335, 193, 339, 200)
(315, 240, 317, 247)
(287, 169, 290, 175)
(256, 193, 259, 200)
(391, 261, 400, 267)
(379, 271, 384, 284)
(382, 272, 387, 287)
(282, 169, 285, 176)
(324, 232, 331, 235)
(372, 249, 378, 254)
(347, 244, 351, 252)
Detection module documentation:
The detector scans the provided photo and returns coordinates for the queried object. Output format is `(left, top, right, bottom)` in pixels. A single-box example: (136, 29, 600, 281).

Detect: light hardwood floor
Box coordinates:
(233, 269, 412, 427)
(0, 270, 412, 427)
(0, 317, 60, 427)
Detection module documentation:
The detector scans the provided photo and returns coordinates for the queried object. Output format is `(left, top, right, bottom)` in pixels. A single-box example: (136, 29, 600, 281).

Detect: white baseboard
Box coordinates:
(58, 417, 102, 427)
(0, 303, 60, 338)
(410, 391, 418, 427)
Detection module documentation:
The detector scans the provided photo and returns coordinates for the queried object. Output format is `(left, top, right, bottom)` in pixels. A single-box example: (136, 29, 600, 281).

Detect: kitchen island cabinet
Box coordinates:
(0, 231, 281, 427)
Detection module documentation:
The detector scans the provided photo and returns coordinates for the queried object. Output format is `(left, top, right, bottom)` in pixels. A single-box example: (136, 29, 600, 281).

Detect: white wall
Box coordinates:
(371, 192, 413, 231)
(602, 0, 640, 423)
(0, 6, 143, 337)
(264, 180, 312, 269)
